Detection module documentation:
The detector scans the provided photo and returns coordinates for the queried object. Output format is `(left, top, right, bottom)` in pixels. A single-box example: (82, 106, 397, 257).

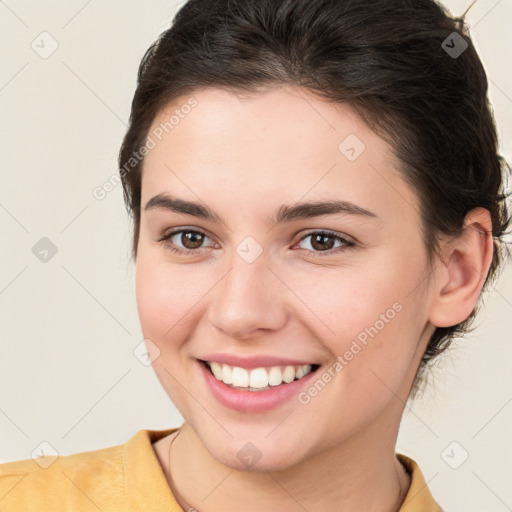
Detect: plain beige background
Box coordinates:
(1, 1, 511, 510)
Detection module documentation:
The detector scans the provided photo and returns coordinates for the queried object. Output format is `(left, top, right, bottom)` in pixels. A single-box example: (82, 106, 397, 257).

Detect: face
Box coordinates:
(135, 85, 436, 471)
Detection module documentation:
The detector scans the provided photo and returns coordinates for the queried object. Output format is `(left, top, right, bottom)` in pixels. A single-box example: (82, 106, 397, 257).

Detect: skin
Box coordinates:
(135, 85, 493, 511)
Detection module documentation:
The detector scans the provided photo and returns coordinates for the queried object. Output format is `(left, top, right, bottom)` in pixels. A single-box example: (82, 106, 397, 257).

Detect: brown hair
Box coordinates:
(118, 0, 511, 398)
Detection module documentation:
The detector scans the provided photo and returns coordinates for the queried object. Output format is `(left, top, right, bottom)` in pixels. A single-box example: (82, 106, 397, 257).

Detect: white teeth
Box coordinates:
(231, 366, 249, 387)
(268, 366, 282, 386)
(282, 365, 295, 383)
(210, 361, 223, 380)
(249, 368, 268, 389)
(206, 361, 314, 390)
(222, 364, 233, 384)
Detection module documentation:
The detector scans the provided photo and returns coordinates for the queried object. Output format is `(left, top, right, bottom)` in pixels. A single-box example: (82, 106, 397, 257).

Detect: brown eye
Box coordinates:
(310, 233, 336, 251)
(296, 230, 355, 255)
(157, 228, 215, 254)
(179, 231, 204, 249)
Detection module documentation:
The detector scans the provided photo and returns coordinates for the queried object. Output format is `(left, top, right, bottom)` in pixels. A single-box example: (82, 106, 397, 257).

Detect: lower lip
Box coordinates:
(198, 360, 319, 413)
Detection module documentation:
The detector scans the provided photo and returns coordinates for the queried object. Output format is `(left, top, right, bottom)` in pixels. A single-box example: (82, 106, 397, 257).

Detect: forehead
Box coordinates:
(141, 86, 420, 224)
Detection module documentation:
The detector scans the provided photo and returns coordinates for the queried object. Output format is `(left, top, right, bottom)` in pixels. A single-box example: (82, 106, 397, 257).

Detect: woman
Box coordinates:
(1, 0, 509, 510)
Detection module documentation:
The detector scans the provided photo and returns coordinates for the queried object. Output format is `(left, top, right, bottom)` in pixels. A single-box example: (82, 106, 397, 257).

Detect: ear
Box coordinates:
(428, 207, 494, 328)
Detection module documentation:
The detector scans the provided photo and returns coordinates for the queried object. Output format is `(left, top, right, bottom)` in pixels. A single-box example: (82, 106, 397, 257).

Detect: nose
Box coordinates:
(206, 252, 288, 340)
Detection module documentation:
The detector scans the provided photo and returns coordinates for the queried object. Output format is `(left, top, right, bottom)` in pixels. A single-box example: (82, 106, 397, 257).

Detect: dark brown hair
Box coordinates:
(118, 0, 511, 397)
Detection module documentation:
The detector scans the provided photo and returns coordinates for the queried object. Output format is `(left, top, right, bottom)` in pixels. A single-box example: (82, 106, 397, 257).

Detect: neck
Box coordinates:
(154, 418, 411, 512)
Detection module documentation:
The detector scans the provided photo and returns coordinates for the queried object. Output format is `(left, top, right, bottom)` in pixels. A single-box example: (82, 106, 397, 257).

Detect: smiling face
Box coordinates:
(135, 85, 437, 470)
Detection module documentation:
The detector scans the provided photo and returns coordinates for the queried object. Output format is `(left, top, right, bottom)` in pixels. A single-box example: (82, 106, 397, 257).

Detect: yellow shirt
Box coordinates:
(0, 428, 444, 511)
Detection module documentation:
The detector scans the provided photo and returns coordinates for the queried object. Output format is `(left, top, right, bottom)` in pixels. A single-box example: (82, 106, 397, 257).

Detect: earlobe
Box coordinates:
(428, 207, 494, 328)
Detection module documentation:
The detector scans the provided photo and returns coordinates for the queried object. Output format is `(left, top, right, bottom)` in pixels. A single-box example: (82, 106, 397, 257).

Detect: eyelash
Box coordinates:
(156, 228, 355, 257)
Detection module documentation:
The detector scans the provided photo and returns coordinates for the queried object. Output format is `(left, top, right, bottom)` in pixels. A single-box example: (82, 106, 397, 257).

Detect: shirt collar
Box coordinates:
(397, 453, 444, 511)
(123, 428, 182, 511)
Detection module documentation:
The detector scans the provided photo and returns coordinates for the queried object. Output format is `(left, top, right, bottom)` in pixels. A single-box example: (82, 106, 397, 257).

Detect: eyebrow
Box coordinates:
(144, 193, 378, 224)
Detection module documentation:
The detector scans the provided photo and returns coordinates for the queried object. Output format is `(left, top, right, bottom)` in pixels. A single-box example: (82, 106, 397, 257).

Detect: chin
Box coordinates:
(204, 435, 309, 473)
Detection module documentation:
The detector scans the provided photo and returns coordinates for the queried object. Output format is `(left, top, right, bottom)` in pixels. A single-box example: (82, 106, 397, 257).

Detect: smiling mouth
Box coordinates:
(200, 360, 320, 391)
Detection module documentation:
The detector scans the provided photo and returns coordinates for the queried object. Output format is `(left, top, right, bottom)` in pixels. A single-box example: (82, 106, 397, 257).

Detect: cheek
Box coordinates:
(135, 251, 216, 349)
(289, 258, 420, 385)
(135, 253, 202, 409)
(135, 253, 189, 342)
(135, 258, 168, 337)
(291, 281, 418, 436)
(290, 261, 403, 339)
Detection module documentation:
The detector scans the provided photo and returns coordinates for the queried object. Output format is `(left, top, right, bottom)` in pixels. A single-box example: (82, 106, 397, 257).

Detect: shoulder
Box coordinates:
(0, 440, 125, 512)
(0, 428, 179, 512)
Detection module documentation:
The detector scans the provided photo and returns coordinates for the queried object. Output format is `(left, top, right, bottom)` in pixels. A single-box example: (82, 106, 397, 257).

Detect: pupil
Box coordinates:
(184, 232, 203, 249)
(312, 234, 333, 251)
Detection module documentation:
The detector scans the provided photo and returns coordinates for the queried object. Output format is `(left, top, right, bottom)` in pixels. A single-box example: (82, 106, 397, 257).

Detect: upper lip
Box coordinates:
(199, 353, 319, 369)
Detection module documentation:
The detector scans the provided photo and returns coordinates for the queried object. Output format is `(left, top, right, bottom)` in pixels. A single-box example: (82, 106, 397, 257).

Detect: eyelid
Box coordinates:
(293, 230, 355, 255)
(157, 226, 215, 247)
(295, 228, 356, 244)
(157, 226, 356, 256)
